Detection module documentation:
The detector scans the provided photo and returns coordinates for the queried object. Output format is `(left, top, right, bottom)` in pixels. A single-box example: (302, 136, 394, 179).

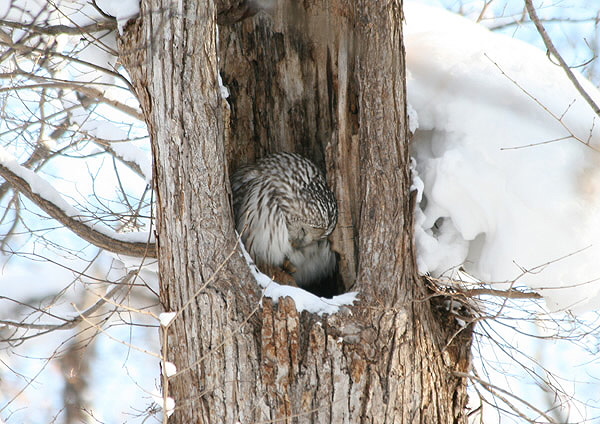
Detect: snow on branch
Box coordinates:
(0, 147, 156, 258)
(0, 79, 143, 121)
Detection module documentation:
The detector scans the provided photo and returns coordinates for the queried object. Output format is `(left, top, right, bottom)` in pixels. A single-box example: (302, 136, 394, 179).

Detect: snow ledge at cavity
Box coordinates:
(239, 239, 358, 316)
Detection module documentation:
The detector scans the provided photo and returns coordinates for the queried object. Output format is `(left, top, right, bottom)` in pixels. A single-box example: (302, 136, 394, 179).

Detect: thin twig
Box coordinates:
(73, 303, 162, 360)
(0, 271, 137, 331)
(486, 54, 600, 152)
(455, 371, 558, 423)
(525, 0, 600, 118)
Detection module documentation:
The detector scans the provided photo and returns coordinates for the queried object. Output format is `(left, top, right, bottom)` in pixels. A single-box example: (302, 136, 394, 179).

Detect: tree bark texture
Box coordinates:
(120, 0, 473, 422)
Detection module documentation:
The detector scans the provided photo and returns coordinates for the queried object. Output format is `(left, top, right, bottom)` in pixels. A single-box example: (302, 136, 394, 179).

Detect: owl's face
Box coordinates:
(285, 181, 336, 249)
(287, 220, 328, 248)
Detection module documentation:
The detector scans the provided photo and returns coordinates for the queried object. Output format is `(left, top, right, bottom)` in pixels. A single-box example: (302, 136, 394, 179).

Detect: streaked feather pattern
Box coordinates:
(231, 152, 337, 286)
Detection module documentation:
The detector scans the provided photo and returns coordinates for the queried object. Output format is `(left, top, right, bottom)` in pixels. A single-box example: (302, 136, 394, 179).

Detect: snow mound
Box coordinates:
(405, 2, 600, 312)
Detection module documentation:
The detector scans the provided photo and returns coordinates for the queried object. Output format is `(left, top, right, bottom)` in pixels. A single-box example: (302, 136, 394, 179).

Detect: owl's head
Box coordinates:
(285, 177, 338, 248)
(286, 220, 329, 248)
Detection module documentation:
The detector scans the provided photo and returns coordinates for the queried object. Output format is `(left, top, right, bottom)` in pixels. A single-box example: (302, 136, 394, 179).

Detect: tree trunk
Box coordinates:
(120, 0, 473, 422)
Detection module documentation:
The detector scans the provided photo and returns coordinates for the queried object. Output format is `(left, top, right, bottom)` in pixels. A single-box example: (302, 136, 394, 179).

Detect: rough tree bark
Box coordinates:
(120, 0, 473, 422)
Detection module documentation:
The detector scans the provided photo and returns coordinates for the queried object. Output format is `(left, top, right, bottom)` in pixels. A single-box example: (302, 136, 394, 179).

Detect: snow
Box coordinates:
(95, 0, 140, 35)
(0, 2, 9, 18)
(159, 312, 177, 327)
(405, 2, 600, 312)
(165, 397, 175, 417)
(110, 142, 153, 183)
(151, 392, 175, 417)
(407, 103, 419, 134)
(239, 240, 358, 316)
(164, 361, 177, 377)
(218, 73, 230, 99)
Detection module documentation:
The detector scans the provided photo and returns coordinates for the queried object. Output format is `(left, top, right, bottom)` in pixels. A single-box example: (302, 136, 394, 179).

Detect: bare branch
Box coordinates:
(0, 194, 21, 252)
(463, 287, 542, 299)
(0, 18, 116, 35)
(73, 303, 162, 360)
(486, 54, 600, 152)
(456, 371, 559, 423)
(0, 160, 156, 258)
(487, 14, 600, 31)
(0, 271, 137, 332)
(0, 77, 145, 121)
(90, 139, 150, 180)
(0, 353, 57, 415)
(1, 39, 134, 92)
(74, 85, 143, 120)
(525, 0, 600, 119)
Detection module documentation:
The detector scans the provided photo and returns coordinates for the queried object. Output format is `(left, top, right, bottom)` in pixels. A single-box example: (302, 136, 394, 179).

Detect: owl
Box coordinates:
(231, 152, 338, 286)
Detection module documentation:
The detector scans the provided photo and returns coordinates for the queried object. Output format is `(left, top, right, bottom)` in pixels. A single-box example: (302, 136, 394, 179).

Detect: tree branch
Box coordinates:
(1, 39, 134, 92)
(486, 54, 600, 152)
(0, 19, 116, 35)
(0, 271, 137, 332)
(0, 156, 156, 258)
(455, 371, 558, 423)
(463, 287, 542, 299)
(525, 0, 600, 118)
